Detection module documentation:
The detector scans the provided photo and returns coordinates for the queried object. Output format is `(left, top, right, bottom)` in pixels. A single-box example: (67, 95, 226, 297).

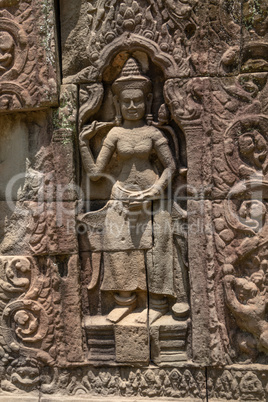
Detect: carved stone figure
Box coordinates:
(223, 273, 268, 356)
(3, 0, 268, 399)
(79, 58, 187, 326)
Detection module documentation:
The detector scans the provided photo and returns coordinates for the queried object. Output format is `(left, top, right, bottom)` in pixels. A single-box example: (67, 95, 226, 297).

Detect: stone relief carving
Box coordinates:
(220, 193, 268, 362)
(201, 2, 268, 365)
(223, 0, 268, 38)
(0, 365, 206, 397)
(219, 45, 268, 121)
(0, 257, 56, 368)
(242, 0, 268, 37)
(219, 0, 268, 39)
(2, 0, 268, 399)
(164, 77, 204, 122)
(0, 254, 84, 394)
(208, 368, 267, 401)
(224, 116, 268, 179)
(78, 55, 190, 365)
(84, 0, 196, 74)
(0, 0, 58, 112)
(213, 112, 268, 363)
(62, 0, 220, 79)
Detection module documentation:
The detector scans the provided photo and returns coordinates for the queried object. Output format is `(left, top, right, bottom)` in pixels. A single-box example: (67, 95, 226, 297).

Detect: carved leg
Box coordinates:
(107, 291, 136, 323)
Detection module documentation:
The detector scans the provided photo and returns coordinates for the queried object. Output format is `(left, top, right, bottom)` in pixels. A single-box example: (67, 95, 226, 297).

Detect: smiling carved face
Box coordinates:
(119, 89, 146, 122)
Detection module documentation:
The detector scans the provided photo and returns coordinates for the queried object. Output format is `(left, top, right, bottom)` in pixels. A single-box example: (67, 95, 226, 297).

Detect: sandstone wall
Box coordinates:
(1, 0, 268, 400)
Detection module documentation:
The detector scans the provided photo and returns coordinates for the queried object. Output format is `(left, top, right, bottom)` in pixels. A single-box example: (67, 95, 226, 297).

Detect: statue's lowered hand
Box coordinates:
(130, 187, 160, 202)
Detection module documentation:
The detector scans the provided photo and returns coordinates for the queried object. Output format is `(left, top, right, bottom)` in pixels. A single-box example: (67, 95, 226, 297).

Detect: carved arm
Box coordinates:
(223, 275, 242, 313)
(151, 139, 176, 196)
(134, 137, 176, 201)
(223, 275, 252, 316)
(79, 121, 115, 180)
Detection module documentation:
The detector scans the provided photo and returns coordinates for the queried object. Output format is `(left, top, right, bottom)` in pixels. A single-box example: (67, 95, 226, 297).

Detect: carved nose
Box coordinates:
(128, 100, 135, 108)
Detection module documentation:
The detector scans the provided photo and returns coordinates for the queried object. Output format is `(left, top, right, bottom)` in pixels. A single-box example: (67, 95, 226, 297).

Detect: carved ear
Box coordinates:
(113, 95, 122, 126)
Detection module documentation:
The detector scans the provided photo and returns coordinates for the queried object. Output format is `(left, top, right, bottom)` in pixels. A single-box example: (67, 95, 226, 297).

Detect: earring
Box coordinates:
(146, 93, 153, 125)
(115, 115, 122, 126)
(113, 95, 122, 126)
(146, 114, 153, 126)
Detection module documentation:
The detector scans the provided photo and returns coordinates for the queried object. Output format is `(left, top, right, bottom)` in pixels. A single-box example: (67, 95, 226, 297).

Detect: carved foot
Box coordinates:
(149, 308, 166, 325)
(149, 295, 168, 324)
(135, 308, 148, 324)
(107, 292, 137, 323)
(107, 306, 135, 323)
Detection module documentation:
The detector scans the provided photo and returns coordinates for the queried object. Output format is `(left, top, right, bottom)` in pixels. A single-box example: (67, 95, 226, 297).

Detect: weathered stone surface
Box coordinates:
(2, 0, 268, 399)
(0, 0, 58, 112)
(60, 0, 197, 79)
(0, 106, 78, 255)
(40, 366, 206, 399)
(60, 0, 244, 79)
(150, 315, 190, 365)
(208, 366, 268, 401)
(41, 398, 201, 402)
(115, 312, 149, 364)
(52, 84, 78, 201)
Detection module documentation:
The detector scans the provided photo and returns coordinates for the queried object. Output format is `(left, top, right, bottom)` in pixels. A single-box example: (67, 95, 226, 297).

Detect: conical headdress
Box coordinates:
(112, 58, 152, 95)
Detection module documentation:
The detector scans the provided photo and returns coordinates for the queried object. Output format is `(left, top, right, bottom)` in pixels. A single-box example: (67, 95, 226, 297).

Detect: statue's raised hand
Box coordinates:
(80, 121, 115, 142)
(79, 121, 98, 142)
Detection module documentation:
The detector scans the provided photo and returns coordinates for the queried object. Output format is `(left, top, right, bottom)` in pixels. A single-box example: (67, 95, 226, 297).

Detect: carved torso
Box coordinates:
(103, 125, 167, 191)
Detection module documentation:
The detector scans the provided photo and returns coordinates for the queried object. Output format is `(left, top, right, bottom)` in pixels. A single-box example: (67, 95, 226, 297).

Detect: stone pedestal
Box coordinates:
(84, 316, 115, 363)
(150, 315, 189, 365)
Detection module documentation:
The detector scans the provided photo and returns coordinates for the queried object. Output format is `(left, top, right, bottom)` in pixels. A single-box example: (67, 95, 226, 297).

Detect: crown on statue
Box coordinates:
(112, 58, 152, 95)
